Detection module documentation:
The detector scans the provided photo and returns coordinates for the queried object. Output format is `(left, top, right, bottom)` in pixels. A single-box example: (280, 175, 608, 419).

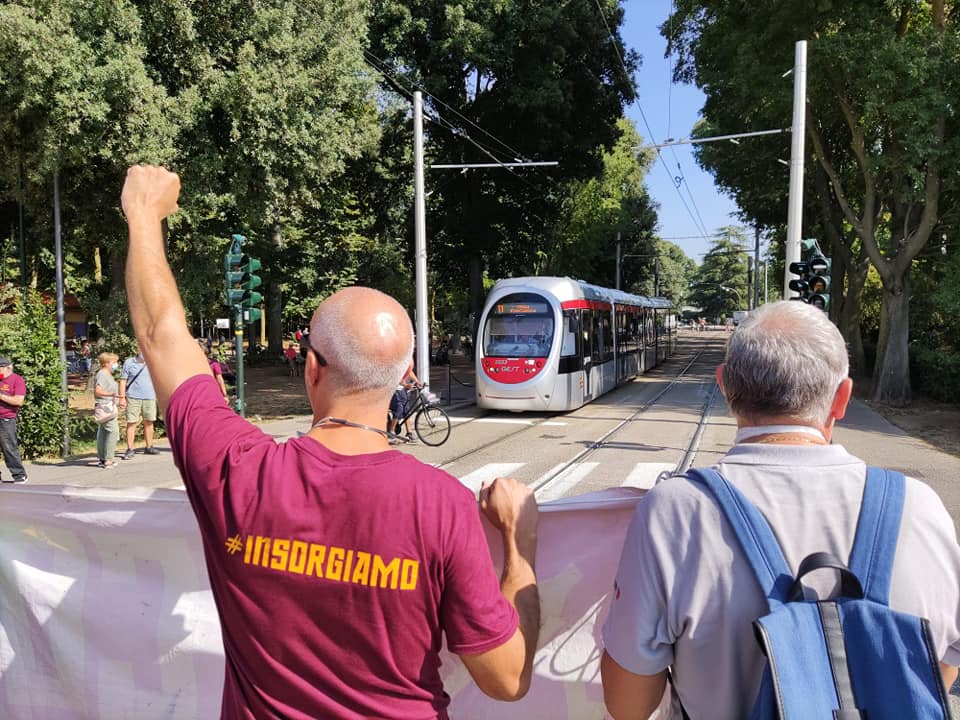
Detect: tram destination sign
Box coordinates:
(495, 301, 549, 314)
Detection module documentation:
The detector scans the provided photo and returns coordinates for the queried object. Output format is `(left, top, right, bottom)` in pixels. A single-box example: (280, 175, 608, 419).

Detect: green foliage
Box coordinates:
(0, 288, 65, 457)
(910, 347, 960, 403)
(551, 118, 658, 288)
(370, 0, 639, 312)
(690, 228, 750, 319)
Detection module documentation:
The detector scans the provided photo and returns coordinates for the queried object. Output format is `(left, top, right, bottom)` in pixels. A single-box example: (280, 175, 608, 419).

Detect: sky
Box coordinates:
(619, 0, 741, 263)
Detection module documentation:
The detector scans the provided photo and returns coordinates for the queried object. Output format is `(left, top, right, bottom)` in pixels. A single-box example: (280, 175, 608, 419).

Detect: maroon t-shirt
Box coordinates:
(167, 375, 517, 719)
(0, 372, 26, 419)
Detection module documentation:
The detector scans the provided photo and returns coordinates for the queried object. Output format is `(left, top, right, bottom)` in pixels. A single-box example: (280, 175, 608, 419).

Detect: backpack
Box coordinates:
(685, 467, 952, 720)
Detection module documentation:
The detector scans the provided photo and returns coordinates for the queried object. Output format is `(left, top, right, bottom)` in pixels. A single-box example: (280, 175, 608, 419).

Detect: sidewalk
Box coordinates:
(20, 353, 478, 489)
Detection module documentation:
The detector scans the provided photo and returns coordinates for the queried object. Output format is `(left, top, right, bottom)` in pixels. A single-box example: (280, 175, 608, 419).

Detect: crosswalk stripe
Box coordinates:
(458, 463, 526, 494)
(622, 463, 678, 490)
(535, 462, 600, 502)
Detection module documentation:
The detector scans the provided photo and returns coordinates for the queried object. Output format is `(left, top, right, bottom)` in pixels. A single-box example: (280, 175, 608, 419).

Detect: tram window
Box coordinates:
(482, 293, 555, 357)
(561, 310, 578, 356)
(600, 310, 612, 361)
(582, 310, 593, 357)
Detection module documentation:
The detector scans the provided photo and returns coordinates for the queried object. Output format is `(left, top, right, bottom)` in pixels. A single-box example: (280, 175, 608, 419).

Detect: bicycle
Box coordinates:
(388, 384, 452, 447)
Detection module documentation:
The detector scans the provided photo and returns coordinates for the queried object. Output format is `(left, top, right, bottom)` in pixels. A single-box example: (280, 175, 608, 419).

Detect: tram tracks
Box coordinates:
(436, 344, 717, 487)
(529, 347, 722, 498)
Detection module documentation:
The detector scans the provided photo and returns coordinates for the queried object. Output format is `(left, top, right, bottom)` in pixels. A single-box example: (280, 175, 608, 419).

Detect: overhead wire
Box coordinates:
(591, 0, 715, 248)
(358, 48, 558, 226)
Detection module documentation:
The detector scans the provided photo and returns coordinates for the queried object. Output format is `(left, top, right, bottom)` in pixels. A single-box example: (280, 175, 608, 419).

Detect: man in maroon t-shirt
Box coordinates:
(122, 165, 540, 719)
(0, 356, 28, 484)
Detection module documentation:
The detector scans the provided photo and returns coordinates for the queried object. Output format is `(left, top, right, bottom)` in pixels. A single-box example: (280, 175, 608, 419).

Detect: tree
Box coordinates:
(370, 0, 638, 315)
(549, 118, 658, 288)
(690, 228, 750, 320)
(666, 0, 960, 404)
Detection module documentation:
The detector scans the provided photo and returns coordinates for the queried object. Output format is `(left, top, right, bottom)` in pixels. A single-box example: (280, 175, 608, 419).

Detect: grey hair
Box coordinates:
(721, 301, 849, 426)
(309, 291, 414, 398)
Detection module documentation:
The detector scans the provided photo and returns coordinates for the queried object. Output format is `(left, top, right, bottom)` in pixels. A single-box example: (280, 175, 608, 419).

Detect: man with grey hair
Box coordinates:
(121, 165, 540, 719)
(601, 301, 960, 720)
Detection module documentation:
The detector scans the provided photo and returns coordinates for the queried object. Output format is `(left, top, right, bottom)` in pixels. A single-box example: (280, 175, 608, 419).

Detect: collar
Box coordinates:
(734, 424, 826, 444)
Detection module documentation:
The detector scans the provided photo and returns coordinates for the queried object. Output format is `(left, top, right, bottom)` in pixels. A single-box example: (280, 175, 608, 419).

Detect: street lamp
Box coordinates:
(719, 285, 742, 308)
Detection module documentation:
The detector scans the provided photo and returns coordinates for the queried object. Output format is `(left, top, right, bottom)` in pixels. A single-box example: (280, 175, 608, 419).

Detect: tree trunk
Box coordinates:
(468, 252, 484, 317)
(838, 262, 868, 378)
(871, 270, 911, 405)
(267, 223, 283, 354)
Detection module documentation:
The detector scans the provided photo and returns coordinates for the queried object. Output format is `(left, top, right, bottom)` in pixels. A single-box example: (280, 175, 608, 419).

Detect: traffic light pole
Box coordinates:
(784, 40, 807, 299)
(234, 305, 245, 416)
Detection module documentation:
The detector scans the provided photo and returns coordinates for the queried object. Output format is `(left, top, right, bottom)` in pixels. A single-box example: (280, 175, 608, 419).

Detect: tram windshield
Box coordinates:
(482, 293, 554, 357)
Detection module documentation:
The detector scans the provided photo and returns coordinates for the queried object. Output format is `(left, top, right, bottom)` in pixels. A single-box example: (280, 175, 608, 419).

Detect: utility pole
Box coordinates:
(413, 91, 429, 386)
(615, 233, 621, 290)
(18, 160, 26, 290)
(784, 40, 807, 299)
(53, 171, 69, 456)
(754, 224, 761, 309)
(412, 91, 558, 391)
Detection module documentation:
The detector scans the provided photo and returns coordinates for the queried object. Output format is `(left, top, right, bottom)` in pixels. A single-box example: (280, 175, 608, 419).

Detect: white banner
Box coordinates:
(0, 485, 646, 719)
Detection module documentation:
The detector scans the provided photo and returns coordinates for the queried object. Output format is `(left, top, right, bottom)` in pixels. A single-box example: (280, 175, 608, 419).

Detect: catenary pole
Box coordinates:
(53, 171, 69, 456)
(784, 40, 807, 299)
(413, 92, 430, 388)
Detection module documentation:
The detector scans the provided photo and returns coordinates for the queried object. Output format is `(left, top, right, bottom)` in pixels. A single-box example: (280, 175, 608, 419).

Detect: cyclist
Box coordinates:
(389, 367, 421, 441)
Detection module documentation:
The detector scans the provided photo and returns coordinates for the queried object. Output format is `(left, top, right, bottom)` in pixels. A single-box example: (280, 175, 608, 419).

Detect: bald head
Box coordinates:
(309, 287, 414, 400)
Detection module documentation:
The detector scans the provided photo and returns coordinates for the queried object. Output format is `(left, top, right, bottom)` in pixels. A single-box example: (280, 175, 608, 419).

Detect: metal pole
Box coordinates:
(413, 91, 430, 388)
(754, 224, 761, 308)
(234, 306, 245, 417)
(18, 160, 26, 289)
(53, 171, 69, 456)
(784, 40, 807, 299)
(615, 235, 621, 290)
(747, 256, 753, 310)
(654, 257, 660, 297)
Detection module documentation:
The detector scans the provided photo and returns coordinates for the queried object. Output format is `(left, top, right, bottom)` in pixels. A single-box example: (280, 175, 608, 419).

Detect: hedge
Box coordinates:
(910, 346, 960, 403)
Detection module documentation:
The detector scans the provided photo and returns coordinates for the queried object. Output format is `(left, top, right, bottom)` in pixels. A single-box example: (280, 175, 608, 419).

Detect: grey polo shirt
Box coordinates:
(602, 443, 960, 720)
(121, 355, 156, 401)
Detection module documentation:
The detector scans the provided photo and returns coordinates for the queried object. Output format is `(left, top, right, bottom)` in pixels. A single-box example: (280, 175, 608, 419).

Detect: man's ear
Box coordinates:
(830, 377, 853, 421)
(715, 364, 726, 395)
(304, 349, 323, 389)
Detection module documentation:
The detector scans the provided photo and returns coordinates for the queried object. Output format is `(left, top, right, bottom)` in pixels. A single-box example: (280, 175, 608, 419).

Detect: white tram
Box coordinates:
(476, 277, 676, 412)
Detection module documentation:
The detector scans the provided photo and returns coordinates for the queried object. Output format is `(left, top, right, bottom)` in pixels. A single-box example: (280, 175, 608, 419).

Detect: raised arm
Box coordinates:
(460, 477, 540, 701)
(122, 166, 210, 411)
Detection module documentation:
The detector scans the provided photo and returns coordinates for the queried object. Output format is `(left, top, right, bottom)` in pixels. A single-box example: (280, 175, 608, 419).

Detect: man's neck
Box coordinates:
(735, 420, 830, 445)
(305, 401, 391, 456)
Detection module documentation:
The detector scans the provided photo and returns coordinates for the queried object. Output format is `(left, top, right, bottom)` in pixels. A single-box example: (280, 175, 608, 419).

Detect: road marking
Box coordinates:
(535, 462, 600, 502)
(458, 463, 526, 494)
(469, 417, 568, 426)
(622, 463, 678, 490)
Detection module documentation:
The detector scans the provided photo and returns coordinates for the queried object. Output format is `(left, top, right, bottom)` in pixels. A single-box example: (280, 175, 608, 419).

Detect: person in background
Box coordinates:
(600, 301, 960, 720)
(94, 352, 122, 469)
(0, 356, 28, 484)
(284, 342, 301, 377)
(205, 345, 230, 403)
(119, 341, 160, 458)
(389, 366, 421, 441)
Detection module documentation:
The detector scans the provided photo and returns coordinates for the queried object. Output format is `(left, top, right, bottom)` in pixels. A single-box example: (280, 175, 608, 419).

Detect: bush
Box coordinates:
(910, 346, 960, 403)
(0, 287, 67, 458)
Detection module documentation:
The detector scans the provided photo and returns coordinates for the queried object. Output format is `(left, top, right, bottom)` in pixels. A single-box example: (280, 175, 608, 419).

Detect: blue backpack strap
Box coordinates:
(847, 467, 905, 605)
(685, 468, 793, 610)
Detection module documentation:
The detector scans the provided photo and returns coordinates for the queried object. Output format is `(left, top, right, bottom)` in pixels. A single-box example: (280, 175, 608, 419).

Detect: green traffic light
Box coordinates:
(244, 308, 262, 324)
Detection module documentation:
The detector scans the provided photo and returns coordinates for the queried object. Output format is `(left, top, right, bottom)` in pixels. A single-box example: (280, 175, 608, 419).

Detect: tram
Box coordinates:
(475, 276, 675, 412)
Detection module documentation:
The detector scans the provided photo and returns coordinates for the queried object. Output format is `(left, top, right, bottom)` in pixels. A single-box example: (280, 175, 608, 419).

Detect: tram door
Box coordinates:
(581, 309, 593, 400)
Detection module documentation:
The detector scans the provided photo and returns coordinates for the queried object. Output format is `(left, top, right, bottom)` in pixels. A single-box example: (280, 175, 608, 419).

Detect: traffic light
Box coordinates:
(788, 260, 810, 300)
(241, 256, 263, 324)
(808, 255, 830, 311)
(225, 247, 246, 306)
(224, 234, 263, 324)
